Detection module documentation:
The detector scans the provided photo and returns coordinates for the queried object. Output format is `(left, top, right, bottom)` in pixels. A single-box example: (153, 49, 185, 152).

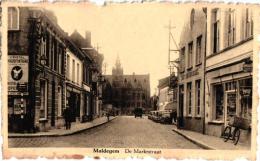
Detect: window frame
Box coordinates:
(195, 79, 201, 116)
(196, 35, 202, 65)
(187, 82, 192, 116)
(8, 7, 19, 30)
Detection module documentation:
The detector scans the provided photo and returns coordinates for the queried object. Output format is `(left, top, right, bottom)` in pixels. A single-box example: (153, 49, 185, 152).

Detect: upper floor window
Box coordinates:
(196, 35, 202, 65)
(187, 42, 193, 69)
(227, 9, 236, 46)
(190, 9, 195, 29)
(212, 9, 220, 53)
(245, 8, 253, 39)
(8, 7, 19, 30)
(66, 54, 70, 79)
(72, 59, 75, 82)
(180, 47, 185, 72)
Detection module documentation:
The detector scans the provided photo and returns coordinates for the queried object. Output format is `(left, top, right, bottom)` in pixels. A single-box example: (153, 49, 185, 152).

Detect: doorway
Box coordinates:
(178, 85, 184, 128)
(224, 90, 236, 127)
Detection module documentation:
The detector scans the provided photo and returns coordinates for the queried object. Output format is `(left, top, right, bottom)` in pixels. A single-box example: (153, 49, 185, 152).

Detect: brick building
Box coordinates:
(103, 57, 151, 115)
(7, 7, 103, 132)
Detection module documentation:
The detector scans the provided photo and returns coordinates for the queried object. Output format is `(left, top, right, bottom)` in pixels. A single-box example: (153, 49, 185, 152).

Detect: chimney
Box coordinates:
(85, 31, 91, 47)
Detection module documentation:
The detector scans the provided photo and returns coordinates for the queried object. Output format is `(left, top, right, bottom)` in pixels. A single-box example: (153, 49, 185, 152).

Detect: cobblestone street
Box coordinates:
(9, 116, 201, 149)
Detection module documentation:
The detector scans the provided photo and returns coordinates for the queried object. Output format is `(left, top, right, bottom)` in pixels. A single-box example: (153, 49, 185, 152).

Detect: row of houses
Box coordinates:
(158, 7, 253, 145)
(8, 7, 104, 132)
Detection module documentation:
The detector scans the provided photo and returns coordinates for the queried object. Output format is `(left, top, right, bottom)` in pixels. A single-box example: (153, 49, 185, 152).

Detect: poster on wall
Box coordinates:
(8, 55, 29, 95)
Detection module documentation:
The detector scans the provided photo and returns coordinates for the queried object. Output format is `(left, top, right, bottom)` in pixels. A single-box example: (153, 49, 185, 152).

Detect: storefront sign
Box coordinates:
(180, 68, 199, 80)
(242, 63, 252, 72)
(8, 55, 29, 95)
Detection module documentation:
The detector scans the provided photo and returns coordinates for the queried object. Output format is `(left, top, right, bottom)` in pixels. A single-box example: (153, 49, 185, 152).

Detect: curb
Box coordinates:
(8, 117, 117, 138)
(172, 128, 216, 150)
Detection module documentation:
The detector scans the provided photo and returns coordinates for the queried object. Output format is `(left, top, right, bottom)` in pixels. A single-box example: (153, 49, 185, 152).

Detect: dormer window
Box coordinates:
(190, 9, 195, 29)
(8, 7, 19, 30)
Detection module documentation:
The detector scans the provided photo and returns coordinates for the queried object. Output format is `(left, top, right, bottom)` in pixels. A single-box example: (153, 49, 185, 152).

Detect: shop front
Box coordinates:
(66, 85, 82, 122)
(205, 60, 252, 144)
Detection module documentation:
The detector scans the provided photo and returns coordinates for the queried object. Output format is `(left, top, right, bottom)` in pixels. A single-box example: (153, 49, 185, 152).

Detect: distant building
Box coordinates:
(103, 56, 151, 115)
(157, 75, 177, 112)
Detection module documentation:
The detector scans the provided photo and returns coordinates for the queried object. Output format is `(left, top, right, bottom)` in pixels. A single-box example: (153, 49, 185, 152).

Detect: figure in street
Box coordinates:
(106, 111, 110, 122)
(63, 107, 72, 130)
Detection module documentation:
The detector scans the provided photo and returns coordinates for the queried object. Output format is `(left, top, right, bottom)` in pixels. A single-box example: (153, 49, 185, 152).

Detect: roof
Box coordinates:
(158, 76, 170, 89)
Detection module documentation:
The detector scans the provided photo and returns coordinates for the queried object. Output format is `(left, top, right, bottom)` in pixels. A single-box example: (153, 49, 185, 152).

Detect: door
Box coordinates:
(178, 85, 184, 128)
(51, 81, 55, 127)
(224, 90, 236, 126)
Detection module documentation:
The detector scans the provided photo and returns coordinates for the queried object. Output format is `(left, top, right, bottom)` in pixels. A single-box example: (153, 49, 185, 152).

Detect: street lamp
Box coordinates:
(40, 54, 47, 76)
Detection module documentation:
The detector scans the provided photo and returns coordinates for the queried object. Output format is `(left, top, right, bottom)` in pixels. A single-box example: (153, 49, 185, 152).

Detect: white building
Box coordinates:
(205, 7, 254, 144)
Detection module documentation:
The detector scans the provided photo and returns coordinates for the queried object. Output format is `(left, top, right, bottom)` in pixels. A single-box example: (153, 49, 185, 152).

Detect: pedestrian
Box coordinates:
(63, 107, 72, 130)
(106, 111, 110, 122)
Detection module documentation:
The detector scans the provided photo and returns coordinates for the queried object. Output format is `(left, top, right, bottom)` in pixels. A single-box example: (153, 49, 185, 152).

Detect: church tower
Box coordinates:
(112, 55, 123, 75)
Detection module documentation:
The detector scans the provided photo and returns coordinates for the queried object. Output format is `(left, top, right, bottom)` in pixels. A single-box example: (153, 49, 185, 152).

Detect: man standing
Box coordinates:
(63, 107, 72, 130)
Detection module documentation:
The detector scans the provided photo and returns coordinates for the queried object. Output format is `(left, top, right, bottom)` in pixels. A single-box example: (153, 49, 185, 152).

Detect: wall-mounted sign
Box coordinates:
(180, 68, 199, 80)
(8, 55, 29, 95)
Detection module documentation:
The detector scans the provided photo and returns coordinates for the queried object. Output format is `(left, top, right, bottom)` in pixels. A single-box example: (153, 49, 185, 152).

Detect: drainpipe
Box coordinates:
(202, 8, 207, 135)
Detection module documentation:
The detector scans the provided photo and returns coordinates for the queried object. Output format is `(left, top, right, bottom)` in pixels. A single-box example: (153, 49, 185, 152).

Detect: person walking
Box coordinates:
(63, 107, 72, 130)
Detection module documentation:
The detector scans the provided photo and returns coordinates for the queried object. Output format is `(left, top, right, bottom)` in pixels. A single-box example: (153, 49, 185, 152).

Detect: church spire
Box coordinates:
(112, 54, 123, 75)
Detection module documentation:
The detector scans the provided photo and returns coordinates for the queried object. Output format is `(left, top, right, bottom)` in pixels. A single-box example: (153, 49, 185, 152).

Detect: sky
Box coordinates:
(49, 3, 190, 95)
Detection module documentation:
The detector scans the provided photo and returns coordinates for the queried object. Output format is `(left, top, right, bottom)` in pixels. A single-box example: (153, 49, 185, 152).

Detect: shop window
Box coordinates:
(212, 9, 220, 53)
(227, 9, 236, 46)
(215, 84, 224, 121)
(239, 78, 252, 121)
(187, 42, 193, 69)
(195, 80, 201, 116)
(8, 7, 19, 30)
(187, 82, 192, 116)
(40, 80, 48, 119)
(196, 36, 202, 65)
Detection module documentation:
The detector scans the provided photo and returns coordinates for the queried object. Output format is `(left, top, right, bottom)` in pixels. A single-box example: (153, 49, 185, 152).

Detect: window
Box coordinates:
(57, 86, 62, 117)
(72, 59, 75, 82)
(190, 9, 195, 29)
(66, 55, 70, 78)
(77, 63, 79, 84)
(40, 36, 46, 62)
(196, 36, 202, 65)
(180, 47, 185, 72)
(195, 80, 201, 116)
(213, 9, 220, 53)
(58, 48, 62, 74)
(227, 9, 236, 46)
(215, 84, 224, 121)
(245, 8, 253, 38)
(45, 32, 50, 66)
(8, 7, 19, 30)
(187, 82, 192, 116)
(51, 38, 55, 69)
(40, 80, 48, 119)
(239, 78, 252, 121)
(187, 42, 193, 69)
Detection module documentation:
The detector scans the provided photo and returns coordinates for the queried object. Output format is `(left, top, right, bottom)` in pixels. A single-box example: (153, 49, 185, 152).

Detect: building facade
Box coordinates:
(157, 75, 177, 113)
(204, 7, 253, 144)
(177, 8, 207, 133)
(7, 7, 103, 132)
(103, 57, 151, 115)
(8, 7, 67, 132)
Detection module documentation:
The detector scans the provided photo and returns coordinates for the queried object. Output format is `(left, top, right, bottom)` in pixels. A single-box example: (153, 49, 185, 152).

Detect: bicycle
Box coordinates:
(222, 116, 250, 145)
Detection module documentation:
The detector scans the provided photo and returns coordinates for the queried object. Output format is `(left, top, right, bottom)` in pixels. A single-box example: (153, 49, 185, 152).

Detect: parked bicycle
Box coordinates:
(222, 116, 250, 145)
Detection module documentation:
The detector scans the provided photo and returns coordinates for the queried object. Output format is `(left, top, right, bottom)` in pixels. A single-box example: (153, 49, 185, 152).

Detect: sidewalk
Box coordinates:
(8, 116, 117, 138)
(172, 125, 250, 150)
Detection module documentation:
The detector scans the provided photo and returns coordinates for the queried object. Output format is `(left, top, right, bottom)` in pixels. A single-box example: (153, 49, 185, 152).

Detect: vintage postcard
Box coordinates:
(0, 1, 259, 160)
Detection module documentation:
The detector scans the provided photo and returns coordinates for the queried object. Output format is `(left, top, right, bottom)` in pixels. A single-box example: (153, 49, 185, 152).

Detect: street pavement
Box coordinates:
(8, 116, 201, 149)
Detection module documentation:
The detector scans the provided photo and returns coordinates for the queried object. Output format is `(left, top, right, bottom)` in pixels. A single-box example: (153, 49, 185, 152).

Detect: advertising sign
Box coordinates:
(8, 55, 29, 95)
